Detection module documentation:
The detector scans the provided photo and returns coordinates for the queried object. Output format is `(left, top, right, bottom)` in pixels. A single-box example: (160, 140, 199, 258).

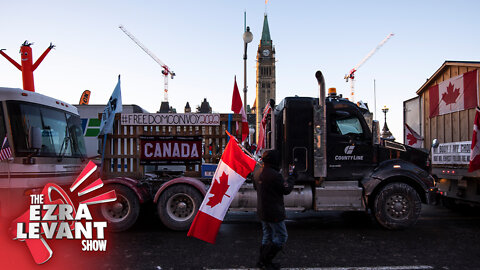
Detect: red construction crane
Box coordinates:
(119, 25, 176, 102)
(345, 33, 394, 102)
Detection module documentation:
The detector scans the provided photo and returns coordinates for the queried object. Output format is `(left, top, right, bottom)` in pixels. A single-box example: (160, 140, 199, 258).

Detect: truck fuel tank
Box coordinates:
(229, 183, 313, 211)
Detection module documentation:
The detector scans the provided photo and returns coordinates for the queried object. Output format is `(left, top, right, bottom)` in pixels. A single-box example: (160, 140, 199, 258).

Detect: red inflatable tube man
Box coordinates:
(0, 40, 55, 92)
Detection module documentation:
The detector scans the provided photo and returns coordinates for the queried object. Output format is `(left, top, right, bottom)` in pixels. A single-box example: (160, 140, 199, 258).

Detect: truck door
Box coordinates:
(327, 108, 374, 180)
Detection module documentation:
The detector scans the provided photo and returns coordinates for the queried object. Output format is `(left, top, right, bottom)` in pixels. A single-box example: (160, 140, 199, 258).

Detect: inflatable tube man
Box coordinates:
(0, 40, 55, 92)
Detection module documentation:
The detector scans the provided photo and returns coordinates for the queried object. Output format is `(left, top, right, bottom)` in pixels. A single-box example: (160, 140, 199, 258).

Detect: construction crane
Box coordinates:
(119, 25, 175, 102)
(345, 33, 394, 102)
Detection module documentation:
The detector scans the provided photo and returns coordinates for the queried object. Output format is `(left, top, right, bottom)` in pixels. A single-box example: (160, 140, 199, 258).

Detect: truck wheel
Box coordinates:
(373, 182, 421, 230)
(99, 184, 140, 232)
(157, 184, 203, 231)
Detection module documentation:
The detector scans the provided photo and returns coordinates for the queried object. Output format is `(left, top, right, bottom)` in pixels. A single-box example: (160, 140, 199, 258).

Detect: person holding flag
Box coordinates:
(254, 150, 296, 269)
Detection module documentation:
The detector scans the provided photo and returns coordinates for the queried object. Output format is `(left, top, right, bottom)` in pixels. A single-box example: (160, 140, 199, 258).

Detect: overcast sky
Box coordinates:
(1, 0, 479, 143)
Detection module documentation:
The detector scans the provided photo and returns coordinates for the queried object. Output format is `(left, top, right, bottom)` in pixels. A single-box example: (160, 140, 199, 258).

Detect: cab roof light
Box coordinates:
(328, 87, 337, 97)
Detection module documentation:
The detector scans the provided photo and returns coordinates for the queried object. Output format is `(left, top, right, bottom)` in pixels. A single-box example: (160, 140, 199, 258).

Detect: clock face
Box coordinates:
(262, 49, 270, 56)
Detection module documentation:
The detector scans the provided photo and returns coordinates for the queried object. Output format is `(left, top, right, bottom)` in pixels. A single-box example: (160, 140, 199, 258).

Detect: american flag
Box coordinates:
(0, 135, 12, 161)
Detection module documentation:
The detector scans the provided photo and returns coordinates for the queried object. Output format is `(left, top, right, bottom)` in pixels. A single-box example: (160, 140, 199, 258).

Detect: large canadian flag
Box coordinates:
(469, 107, 480, 172)
(429, 70, 478, 118)
(187, 134, 256, 244)
(231, 77, 249, 142)
(404, 123, 423, 148)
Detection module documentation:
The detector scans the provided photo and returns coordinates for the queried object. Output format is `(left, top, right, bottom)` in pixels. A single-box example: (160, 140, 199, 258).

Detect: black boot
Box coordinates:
(264, 244, 282, 270)
(256, 244, 269, 268)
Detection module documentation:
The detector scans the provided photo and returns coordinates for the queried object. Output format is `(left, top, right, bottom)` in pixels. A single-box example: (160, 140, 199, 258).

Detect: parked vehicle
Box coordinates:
(0, 87, 87, 218)
(405, 61, 480, 207)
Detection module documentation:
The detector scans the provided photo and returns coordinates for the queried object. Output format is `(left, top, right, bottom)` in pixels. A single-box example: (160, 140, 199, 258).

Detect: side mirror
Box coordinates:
(372, 120, 380, 145)
(432, 139, 439, 149)
(29, 127, 42, 150)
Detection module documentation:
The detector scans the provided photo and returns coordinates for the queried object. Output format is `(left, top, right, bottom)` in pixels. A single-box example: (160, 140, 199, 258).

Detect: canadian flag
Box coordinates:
(469, 107, 480, 172)
(187, 134, 256, 244)
(231, 76, 249, 142)
(404, 123, 423, 148)
(429, 70, 478, 118)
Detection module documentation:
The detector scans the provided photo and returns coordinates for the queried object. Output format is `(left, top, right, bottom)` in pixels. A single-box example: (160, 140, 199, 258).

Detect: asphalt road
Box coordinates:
(98, 204, 480, 270)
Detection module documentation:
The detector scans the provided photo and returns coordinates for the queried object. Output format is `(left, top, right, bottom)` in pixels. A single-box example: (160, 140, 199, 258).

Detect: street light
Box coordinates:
(381, 105, 394, 140)
(243, 26, 253, 113)
(382, 105, 389, 123)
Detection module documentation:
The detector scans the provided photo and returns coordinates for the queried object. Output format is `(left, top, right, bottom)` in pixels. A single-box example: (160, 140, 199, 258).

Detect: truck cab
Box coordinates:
(255, 71, 436, 229)
(0, 87, 87, 218)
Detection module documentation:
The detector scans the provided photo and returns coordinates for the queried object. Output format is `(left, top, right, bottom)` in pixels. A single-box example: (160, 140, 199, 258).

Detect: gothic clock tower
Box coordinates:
(256, 14, 276, 142)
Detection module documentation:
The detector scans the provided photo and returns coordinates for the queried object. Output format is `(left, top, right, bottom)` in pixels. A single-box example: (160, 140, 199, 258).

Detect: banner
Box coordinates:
(432, 141, 471, 165)
(121, 113, 220, 126)
(79, 90, 91, 105)
(140, 136, 202, 165)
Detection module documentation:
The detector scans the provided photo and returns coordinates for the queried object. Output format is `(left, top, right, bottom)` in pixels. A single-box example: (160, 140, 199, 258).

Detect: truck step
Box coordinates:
(315, 181, 364, 211)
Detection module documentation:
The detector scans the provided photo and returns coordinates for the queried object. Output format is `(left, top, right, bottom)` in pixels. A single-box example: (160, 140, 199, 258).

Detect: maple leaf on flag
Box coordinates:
(441, 82, 460, 105)
(206, 172, 230, 208)
(407, 133, 418, 146)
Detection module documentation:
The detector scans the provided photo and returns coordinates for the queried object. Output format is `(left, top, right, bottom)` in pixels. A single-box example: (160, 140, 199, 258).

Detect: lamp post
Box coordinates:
(243, 26, 253, 113)
(381, 105, 394, 140)
(382, 105, 389, 124)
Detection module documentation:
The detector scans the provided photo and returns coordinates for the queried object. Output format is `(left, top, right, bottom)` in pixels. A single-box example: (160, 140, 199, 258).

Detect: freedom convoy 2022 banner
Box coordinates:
(121, 113, 220, 126)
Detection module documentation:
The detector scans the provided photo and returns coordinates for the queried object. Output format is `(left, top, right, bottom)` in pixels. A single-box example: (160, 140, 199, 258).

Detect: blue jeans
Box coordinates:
(261, 221, 288, 246)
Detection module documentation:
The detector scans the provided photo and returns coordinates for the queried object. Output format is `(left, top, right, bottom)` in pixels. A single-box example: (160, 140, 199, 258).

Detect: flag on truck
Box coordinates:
(469, 107, 480, 172)
(405, 123, 423, 148)
(255, 102, 272, 155)
(0, 135, 12, 161)
(99, 76, 122, 135)
(429, 70, 478, 118)
(188, 134, 256, 244)
(231, 76, 249, 142)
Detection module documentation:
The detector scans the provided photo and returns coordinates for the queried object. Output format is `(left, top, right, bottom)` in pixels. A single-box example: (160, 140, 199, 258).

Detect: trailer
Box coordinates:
(408, 61, 480, 207)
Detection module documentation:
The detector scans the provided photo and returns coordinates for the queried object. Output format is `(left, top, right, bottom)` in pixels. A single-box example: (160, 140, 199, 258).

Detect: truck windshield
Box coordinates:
(336, 116, 363, 135)
(7, 101, 86, 158)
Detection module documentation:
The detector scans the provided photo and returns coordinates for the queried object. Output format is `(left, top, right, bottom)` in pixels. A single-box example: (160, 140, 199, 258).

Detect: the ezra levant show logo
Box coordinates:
(9, 161, 116, 264)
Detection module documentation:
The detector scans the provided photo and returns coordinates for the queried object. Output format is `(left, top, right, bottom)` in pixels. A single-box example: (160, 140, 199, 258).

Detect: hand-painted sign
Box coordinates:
(121, 113, 220, 126)
(140, 136, 202, 165)
(432, 141, 471, 165)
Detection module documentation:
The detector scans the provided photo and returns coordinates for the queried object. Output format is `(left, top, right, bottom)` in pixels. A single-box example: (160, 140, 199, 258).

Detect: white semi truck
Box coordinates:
(0, 87, 87, 218)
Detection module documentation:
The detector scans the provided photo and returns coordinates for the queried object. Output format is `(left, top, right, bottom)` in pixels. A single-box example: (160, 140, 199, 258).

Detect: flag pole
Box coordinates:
(225, 130, 259, 162)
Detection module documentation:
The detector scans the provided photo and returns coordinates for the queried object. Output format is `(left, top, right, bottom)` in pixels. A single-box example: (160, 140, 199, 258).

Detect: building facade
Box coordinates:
(256, 14, 276, 141)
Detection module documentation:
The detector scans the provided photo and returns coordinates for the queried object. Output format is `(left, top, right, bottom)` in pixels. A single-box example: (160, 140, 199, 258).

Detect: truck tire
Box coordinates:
(99, 184, 140, 232)
(373, 182, 421, 230)
(157, 184, 203, 231)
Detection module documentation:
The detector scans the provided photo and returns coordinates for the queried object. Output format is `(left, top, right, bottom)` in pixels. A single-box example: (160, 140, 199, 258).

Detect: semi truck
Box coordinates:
(97, 70, 436, 232)
(0, 87, 87, 219)
(405, 61, 480, 207)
